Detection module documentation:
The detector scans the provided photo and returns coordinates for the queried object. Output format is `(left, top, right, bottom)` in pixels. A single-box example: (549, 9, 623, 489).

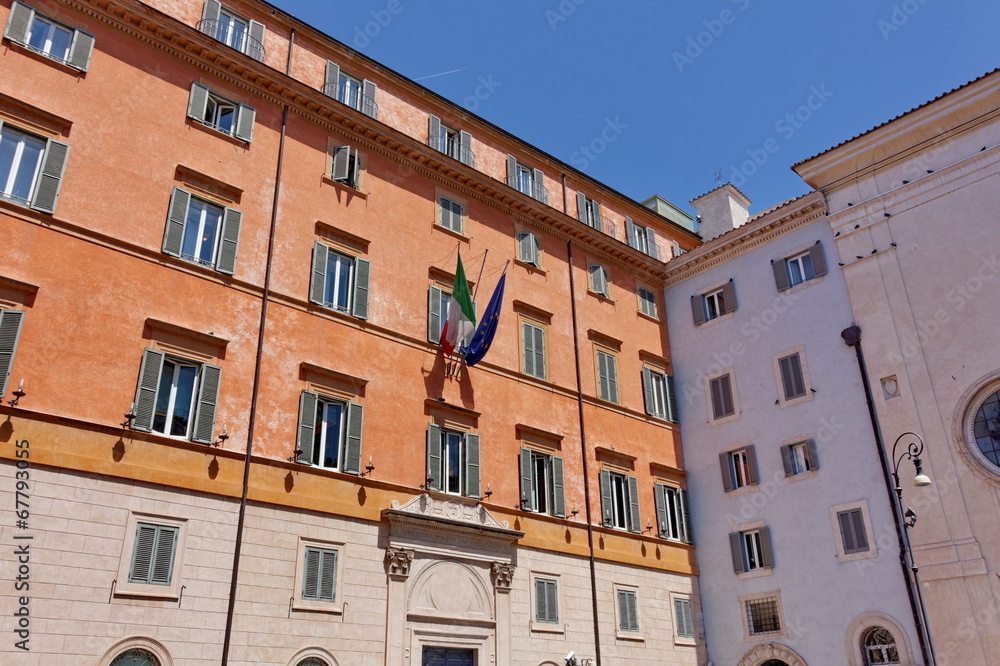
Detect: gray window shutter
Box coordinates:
(552, 455, 565, 518)
(805, 439, 818, 469)
(129, 524, 156, 583)
(133, 349, 165, 432)
(654, 483, 668, 537)
(534, 578, 546, 621)
(780, 445, 793, 476)
(679, 489, 693, 544)
(729, 532, 745, 573)
(606, 354, 618, 403)
(719, 452, 734, 492)
(309, 242, 329, 305)
(852, 510, 868, 551)
(67, 30, 95, 71)
(234, 104, 255, 142)
(627, 475, 641, 533)
(759, 526, 774, 567)
(216, 206, 241, 274)
(362, 79, 378, 119)
(598, 353, 610, 402)
(518, 232, 537, 266)
(532, 324, 545, 380)
(296, 391, 318, 464)
(319, 549, 337, 601)
(691, 295, 707, 326)
(464, 433, 480, 498)
(150, 526, 177, 584)
(519, 448, 534, 510)
(506, 155, 517, 188)
(428, 286, 442, 343)
(590, 265, 607, 296)
(302, 547, 320, 598)
(331, 146, 350, 181)
(591, 201, 603, 232)
(625, 217, 636, 249)
(0, 310, 25, 398)
(324, 61, 340, 97)
(810, 241, 828, 277)
(428, 115, 441, 151)
(426, 424, 442, 491)
(30, 139, 70, 214)
(521, 323, 534, 376)
(839, 511, 856, 552)
(343, 402, 363, 475)
(642, 367, 655, 417)
(599, 469, 612, 526)
(772, 259, 791, 291)
(646, 226, 660, 259)
(746, 445, 759, 485)
(665, 375, 678, 423)
(532, 169, 545, 202)
(352, 257, 370, 319)
(200, 0, 221, 34)
(576, 193, 587, 224)
(187, 82, 210, 122)
(191, 363, 222, 444)
(458, 131, 472, 166)
(4, 2, 33, 44)
(348, 149, 361, 189)
(246, 20, 264, 61)
(722, 280, 737, 314)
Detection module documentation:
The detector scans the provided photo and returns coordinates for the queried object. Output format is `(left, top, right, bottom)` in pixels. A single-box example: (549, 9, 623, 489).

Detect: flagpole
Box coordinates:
(471, 249, 489, 300)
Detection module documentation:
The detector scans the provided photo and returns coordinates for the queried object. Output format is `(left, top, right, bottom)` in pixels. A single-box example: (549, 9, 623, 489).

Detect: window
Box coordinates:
(199, 0, 264, 61)
(428, 115, 473, 167)
(720, 446, 758, 491)
(426, 424, 480, 497)
(132, 349, 221, 444)
(777, 351, 808, 401)
(329, 145, 362, 189)
(438, 196, 464, 234)
(186, 83, 255, 141)
(781, 439, 817, 476)
(655, 483, 692, 543)
(506, 155, 547, 203)
(517, 231, 540, 267)
(110, 649, 159, 666)
(428, 286, 476, 346)
(969, 384, 1000, 470)
(600, 470, 640, 532)
(588, 264, 609, 297)
(863, 626, 901, 665)
(0, 309, 25, 398)
(642, 367, 677, 422)
(309, 242, 370, 319)
(616, 588, 639, 632)
(576, 193, 603, 231)
(324, 61, 378, 119)
(295, 391, 364, 474)
(519, 448, 565, 516)
(533, 576, 559, 624)
(626, 218, 660, 259)
(521, 321, 545, 380)
(692, 281, 736, 324)
(596, 350, 618, 403)
(162, 187, 242, 274)
(0, 121, 69, 213)
(745, 596, 782, 635)
(730, 527, 773, 573)
(128, 522, 178, 586)
(4, 2, 95, 70)
(772, 241, 827, 291)
(673, 596, 695, 640)
(301, 546, 338, 602)
(708, 373, 735, 420)
(838, 509, 870, 555)
(638, 286, 657, 318)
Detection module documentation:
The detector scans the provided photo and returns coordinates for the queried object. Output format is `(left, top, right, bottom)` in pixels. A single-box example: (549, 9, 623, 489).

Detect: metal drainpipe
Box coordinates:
(841, 324, 934, 665)
(220, 104, 289, 666)
(567, 239, 603, 666)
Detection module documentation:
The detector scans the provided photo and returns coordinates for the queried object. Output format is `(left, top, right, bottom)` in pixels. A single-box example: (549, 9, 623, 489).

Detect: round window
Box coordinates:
(971, 386, 1000, 468)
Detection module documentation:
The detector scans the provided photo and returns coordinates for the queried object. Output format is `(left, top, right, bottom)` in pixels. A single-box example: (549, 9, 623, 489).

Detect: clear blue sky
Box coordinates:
(274, 0, 999, 216)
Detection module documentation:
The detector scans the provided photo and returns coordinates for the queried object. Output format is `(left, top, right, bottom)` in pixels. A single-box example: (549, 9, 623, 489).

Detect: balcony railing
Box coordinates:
(197, 20, 265, 61)
(427, 135, 475, 168)
(323, 82, 379, 119)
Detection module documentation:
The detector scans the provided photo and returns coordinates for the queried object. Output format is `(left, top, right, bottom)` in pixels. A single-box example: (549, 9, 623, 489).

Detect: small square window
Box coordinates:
(638, 286, 657, 318)
(438, 196, 464, 233)
(163, 187, 242, 273)
(745, 596, 782, 635)
(616, 588, 640, 632)
(294, 391, 364, 474)
(720, 446, 758, 492)
(428, 115, 473, 166)
(128, 523, 178, 586)
(729, 525, 773, 574)
(132, 348, 222, 445)
(115, 512, 187, 600)
(773, 242, 827, 291)
(187, 83, 255, 142)
(200, 2, 264, 60)
(508, 156, 547, 203)
(692, 281, 736, 325)
(782, 440, 818, 477)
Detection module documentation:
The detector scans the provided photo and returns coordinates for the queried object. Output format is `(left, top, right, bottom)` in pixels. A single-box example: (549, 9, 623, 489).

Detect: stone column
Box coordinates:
(491, 562, 515, 666)
(385, 547, 415, 666)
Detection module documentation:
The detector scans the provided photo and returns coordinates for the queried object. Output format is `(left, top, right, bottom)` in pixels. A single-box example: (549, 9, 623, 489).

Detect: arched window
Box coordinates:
(110, 649, 159, 666)
(297, 659, 327, 666)
(970, 385, 1000, 469)
(863, 626, 900, 664)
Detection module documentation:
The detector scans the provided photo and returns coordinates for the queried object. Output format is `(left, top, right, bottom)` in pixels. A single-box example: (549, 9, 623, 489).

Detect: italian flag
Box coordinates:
(441, 253, 477, 357)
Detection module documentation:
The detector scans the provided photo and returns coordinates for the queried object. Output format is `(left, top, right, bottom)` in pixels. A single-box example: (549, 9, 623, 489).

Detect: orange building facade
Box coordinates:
(0, 0, 702, 664)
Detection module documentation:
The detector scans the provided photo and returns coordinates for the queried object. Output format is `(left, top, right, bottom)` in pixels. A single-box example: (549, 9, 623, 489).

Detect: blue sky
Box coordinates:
(274, 0, 999, 216)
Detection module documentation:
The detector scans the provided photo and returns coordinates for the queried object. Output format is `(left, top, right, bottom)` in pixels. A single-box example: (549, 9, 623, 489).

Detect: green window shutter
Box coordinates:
(129, 524, 157, 583)
(310, 242, 329, 305)
(216, 206, 242, 274)
(675, 598, 693, 638)
(535, 578, 558, 623)
(67, 29, 95, 71)
(531, 168, 545, 202)
(642, 367, 655, 417)
(362, 79, 378, 119)
(133, 349, 165, 432)
(772, 258, 791, 291)
(427, 115, 441, 150)
(331, 146, 351, 181)
(318, 549, 337, 601)
(506, 155, 517, 188)
(599, 469, 612, 526)
(352, 257, 370, 319)
(426, 424, 442, 491)
(722, 280, 737, 313)
(521, 322, 535, 377)
(654, 483, 668, 538)
(780, 445, 793, 476)
(191, 363, 222, 444)
(163, 187, 191, 257)
(691, 294, 707, 326)
(30, 139, 70, 214)
(665, 375, 678, 423)
(150, 525, 177, 584)
(458, 131, 472, 166)
(343, 402, 363, 475)
(200, 0, 221, 34)
(627, 475, 641, 533)
(600, 353, 618, 403)
(296, 391, 318, 464)
(805, 439, 818, 470)
(729, 532, 745, 573)
(746, 444, 759, 485)
(810, 241, 828, 277)
(679, 489, 693, 544)
(324, 61, 340, 97)
(519, 448, 534, 511)
(302, 547, 321, 599)
(463, 433, 480, 498)
(551, 456, 565, 518)
(759, 526, 774, 567)
(234, 104, 255, 142)
(619, 590, 638, 631)
(428, 286, 442, 343)
(532, 324, 545, 380)
(4, 2, 33, 44)
(187, 82, 210, 122)
(246, 20, 264, 61)
(0, 309, 25, 398)
(719, 452, 734, 492)
(576, 192, 587, 223)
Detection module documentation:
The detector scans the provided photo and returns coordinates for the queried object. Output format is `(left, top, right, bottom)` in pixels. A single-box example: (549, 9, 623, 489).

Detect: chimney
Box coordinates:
(690, 183, 751, 242)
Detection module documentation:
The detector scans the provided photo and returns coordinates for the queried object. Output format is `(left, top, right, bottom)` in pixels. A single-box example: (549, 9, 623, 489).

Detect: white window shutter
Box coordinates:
(246, 20, 265, 61)
(362, 79, 378, 119)
(234, 104, 255, 142)
(187, 82, 210, 122)
(4, 2, 34, 44)
(200, 0, 221, 34)
(67, 30, 96, 71)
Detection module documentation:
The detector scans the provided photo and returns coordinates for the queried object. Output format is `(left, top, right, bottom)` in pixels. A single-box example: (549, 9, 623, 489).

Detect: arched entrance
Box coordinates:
(737, 643, 807, 666)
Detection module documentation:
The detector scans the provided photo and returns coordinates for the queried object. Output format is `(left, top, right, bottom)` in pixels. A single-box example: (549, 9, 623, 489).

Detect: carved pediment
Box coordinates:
(384, 494, 524, 557)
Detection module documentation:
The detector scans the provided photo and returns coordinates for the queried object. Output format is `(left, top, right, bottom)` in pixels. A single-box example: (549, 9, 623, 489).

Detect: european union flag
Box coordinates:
(461, 272, 506, 366)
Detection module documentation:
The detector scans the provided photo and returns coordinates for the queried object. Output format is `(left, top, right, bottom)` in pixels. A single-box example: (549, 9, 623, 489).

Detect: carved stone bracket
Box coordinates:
(491, 562, 515, 590)
(385, 547, 415, 576)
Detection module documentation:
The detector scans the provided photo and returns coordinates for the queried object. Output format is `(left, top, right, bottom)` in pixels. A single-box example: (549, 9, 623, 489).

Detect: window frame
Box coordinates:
(642, 366, 677, 422)
(186, 82, 255, 142)
(516, 230, 541, 268)
(3, 1, 95, 71)
(0, 309, 26, 399)
(637, 286, 657, 319)
(519, 447, 565, 517)
(739, 591, 786, 640)
(323, 60, 379, 119)
(588, 262, 610, 298)
(576, 192, 603, 231)
(132, 348, 222, 445)
(162, 186, 242, 275)
(720, 444, 759, 492)
(706, 370, 738, 423)
(781, 438, 818, 478)
(294, 390, 364, 475)
(292, 537, 345, 614)
(729, 523, 774, 576)
(520, 319, 547, 380)
(426, 423, 480, 498)
(437, 195, 465, 234)
(595, 348, 619, 404)
(671, 593, 696, 645)
(654, 482, 692, 544)
(199, 0, 264, 61)
(772, 241, 828, 292)
(774, 347, 812, 406)
(615, 586, 641, 635)
(309, 241, 370, 320)
(692, 280, 736, 326)
(328, 145, 363, 190)
(114, 512, 187, 600)
(830, 501, 877, 562)
(600, 469, 640, 533)
(625, 217, 660, 259)
(531, 573, 561, 631)
(506, 155, 547, 204)
(0, 120, 70, 214)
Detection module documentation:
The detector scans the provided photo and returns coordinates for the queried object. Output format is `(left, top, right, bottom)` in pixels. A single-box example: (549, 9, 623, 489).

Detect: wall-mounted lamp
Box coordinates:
(7, 379, 26, 407)
(570, 506, 580, 518)
(892, 432, 933, 500)
(121, 401, 137, 429)
(359, 456, 376, 478)
(287, 448, 303, 463)
(904, 507, 917, 528)
(643, 519, 654, 534)
(211, 425, 229, 448)
(479, 482, 492, 501)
